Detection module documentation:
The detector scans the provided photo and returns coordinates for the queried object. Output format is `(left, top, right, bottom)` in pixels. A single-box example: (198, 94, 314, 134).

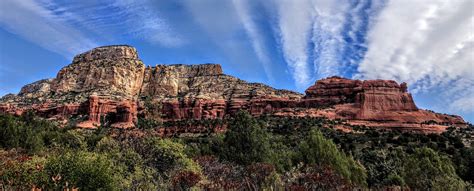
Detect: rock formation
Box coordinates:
(53, 45, 145, 100)
(300, 77, 465, 131)
(0, 45, 467, 132)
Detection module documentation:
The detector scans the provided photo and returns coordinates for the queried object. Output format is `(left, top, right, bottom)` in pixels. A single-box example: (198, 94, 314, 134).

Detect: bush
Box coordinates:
(0, 113, 60, 153)
(296, 130, 367, 186)
(136, 118, 162, 129)
(222, 111, 271, 165)
(402, 147, 466, 190)
(358, 149, 405, 187)
(43, 151, 120, 190)
(0, 155, 48, 190)
(284, 164, 351, 190)
(137, 137, 201, 175)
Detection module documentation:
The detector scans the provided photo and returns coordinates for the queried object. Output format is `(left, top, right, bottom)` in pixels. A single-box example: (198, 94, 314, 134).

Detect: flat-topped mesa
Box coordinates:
(0, 45, 466, 132)
(53, 45, 145, 100)
(304, 76, 417, 111)
(72, 45, 139, 63)
(305, 76, 363, 105)
(140, 63, 299, 100)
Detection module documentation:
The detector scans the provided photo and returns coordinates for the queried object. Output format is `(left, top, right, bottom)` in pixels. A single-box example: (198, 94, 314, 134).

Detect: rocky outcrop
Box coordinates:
(140, 64, 301, 100)
(53, 45, 145, 101)
(76, 94, 137, 129)
(18, 79, 54, 99)
(304, 76, 417, 111)
(139, 63, 302, 121)
(305, 76, 362, 105)
(0, 45, 467, 133)
(358, 80, 417, 112)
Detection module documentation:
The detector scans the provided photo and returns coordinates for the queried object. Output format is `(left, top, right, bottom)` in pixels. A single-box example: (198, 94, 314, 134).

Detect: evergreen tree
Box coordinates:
(222, 111, 271, 165)
(403, 147, 466, 190)
(297, 129, 367, 186)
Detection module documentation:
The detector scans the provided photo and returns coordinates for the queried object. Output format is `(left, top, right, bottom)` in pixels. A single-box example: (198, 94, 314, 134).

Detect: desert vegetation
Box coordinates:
(0, 111, 473, 190)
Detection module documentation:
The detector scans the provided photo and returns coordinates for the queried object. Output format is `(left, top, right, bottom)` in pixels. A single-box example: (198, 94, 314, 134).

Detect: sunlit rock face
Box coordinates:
(301, 76, 464, 132)
(0, 45, 466, 133)
(304, 76, 417, 111)
(18, 79, 54, 99)
(53, 45, 145, 100)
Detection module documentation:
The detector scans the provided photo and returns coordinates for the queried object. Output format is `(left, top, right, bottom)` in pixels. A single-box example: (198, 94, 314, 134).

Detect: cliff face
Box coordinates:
(301, 77, 465, 130)
(304, 76, 416, 111)
(0, 45, 466, 132)
(53, 45, 145, 100)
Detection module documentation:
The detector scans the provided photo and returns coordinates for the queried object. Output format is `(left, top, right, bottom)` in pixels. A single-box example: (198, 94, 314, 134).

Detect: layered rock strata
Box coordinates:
(0, 45, 466, 132)
(53, 45, 145, 100)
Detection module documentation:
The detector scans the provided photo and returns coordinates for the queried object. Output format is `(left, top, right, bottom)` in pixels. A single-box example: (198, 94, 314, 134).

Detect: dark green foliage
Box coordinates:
(0, 112, 60, 153)
(267, 137, 296, 172)
(0, 151, 119, 190)
(1, 112, 472, 190)
(358, 149, 405, 187)
(296, 130, 367, 186)
(43, 151, 119, 190)
(402, 147, 466, 190)
(222, 111, 271, 165)
(135, 137, 200, 175)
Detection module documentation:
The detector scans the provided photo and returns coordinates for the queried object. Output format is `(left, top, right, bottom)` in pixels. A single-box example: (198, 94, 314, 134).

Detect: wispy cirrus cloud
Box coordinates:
(309, 0, 350, 78)
(0, 0, 184, 58)
(1, 0, 472, 119)
(0, 0, 97, 57)
(111, 0, 185, 47)
(356, 0, 474, 113)
(232, 0, 274, 82)
(180, 0, 279, 82)
(274, 0, 314, 88)
(272, 0, 382, 88)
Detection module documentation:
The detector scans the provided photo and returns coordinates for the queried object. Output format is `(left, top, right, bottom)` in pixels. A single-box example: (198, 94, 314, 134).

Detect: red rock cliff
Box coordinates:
(0, 45, 466, 132)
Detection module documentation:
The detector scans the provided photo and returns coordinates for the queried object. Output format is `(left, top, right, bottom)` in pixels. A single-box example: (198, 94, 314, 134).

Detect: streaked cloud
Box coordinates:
(0, 0, 97, 57)
(356, 0, 474, 113)
(309, 0, 350, 78)
(275, 0, 314, 88)
(111, 0, 185, 47)
(232, 0, 274, 82)
(0, 0, 184, 58)
(0, 0, 472, 119)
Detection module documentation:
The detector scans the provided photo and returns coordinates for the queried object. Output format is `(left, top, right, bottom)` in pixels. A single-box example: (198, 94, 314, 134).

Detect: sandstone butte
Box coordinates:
(0, 45, 467, 134)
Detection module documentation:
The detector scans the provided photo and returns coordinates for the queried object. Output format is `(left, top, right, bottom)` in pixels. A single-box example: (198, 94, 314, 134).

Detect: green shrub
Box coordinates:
(222, 111, 271, 165)
(137, 137, 201, 175)
(403, 147, 466, 190)
(297, 130, 367, 186)
(43, 151, 120, 190)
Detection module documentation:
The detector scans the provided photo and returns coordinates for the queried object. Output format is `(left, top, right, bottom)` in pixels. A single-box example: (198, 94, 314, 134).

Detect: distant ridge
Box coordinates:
(0, 45, 466, 133)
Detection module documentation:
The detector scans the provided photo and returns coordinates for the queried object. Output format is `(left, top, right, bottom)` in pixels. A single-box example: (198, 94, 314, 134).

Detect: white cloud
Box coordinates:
(275, 0, 314, 88)
(356, 0, 474, 113)
(0, 0, 184, 58)
(232, 0, 274, 82)
(273, 0, 382, 88)
(0, 0, 97, 57)
(309, 0, 350, 78)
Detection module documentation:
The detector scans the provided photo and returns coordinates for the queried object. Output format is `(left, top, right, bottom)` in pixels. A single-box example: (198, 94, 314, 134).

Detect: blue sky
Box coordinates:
(0, 0, 473, 122)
